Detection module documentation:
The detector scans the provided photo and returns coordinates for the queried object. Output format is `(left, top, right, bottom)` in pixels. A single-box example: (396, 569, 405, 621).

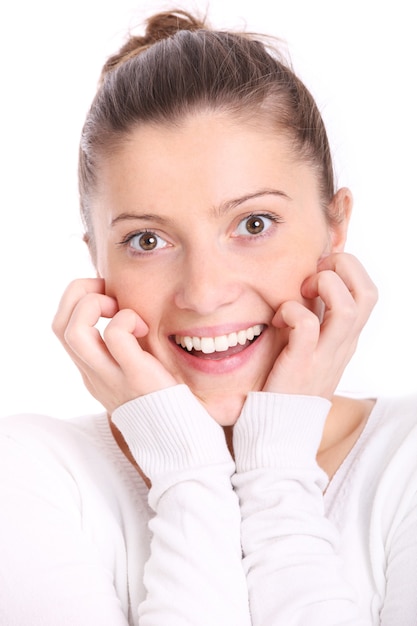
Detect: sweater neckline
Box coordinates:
(89, 396, 388, 506)
(324, 395, 385, 502)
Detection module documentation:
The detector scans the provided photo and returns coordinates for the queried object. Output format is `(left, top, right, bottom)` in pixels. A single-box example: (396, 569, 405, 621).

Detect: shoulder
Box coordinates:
(0, 410, 148, 522)
(325, 395, 417, 533)
(344, 394, 417, 507)
(364, 393, 417, 453)
(0, 411, 95, 435)
(378, 392, 417, 421)
(0, 412, 118, 496)
(0, 411, 104, 461)
(325, 394, 417, 501)
(363, 396, 417, 550)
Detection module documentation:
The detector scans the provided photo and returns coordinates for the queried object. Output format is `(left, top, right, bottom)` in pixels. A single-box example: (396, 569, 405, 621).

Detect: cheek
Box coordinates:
(104, 266, 165, 326)
(256, 250, 320, 311)
(287, 225, 329, 279)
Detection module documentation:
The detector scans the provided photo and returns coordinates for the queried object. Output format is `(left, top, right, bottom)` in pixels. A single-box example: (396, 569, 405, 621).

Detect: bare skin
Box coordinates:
(53, 112, 378, 484)
(317, 396, 375, 479)
(109, 395, 375, 487)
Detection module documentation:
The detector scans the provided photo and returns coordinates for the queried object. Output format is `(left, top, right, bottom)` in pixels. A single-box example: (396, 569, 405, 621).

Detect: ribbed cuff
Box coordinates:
(112, 385, 233, 477)
(233, 392, 331, 473)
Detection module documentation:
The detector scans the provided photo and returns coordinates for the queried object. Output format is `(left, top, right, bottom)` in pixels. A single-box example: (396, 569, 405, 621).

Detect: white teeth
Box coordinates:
(184, 336, 193, 351)
(246, 327, 255, 341)
(237, 330, 247, 345)
(253, 324, 262, 336)
(214, 335, 229, 352)
(175, 324, 263, 353)
(228, 332, 238, 347)
(201, 337, 215, 354)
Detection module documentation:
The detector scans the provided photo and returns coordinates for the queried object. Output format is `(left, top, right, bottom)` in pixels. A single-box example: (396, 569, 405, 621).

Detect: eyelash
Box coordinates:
(117, 230, 169, 255)
(117, 212, 283, 256)
(233, 212, 283, 238)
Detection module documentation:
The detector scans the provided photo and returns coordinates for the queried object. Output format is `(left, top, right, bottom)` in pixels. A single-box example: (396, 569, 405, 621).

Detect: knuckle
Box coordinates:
(51, 314, 61, 337)
(63, 322, 84, 348)
(102, 322, 117, 343)
(364, 282, 379, 306)
(298, 309, 320, 333)
(62, 326, 74, 346)
(102, 311, 127, 341)
(302, 311, 320, 330)
(339, 301, 357, 323)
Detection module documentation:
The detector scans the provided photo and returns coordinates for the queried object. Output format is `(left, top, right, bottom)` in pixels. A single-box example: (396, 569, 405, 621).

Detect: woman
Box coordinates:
(1, 9, 416, 625)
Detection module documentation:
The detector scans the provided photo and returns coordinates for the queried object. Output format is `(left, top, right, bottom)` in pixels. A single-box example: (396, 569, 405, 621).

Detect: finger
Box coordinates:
(103, 309, 149, 370)
(302, 270, 364, 361)
(316, 253, 378, 311)
(103, 310, 177, 391)
(305, 254, 378, 330)
(64, 292, 119, 370)
(302, 270, 356, 317)
(52, 278, 106, 341)
(272, 300, 320, 354)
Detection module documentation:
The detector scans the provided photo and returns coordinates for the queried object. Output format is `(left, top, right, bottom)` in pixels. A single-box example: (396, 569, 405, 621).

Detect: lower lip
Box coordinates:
(169, 331, 266, 375)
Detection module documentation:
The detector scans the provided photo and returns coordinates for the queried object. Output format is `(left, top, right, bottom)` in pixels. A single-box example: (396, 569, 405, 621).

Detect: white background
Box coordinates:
(1, 0, 416, 418)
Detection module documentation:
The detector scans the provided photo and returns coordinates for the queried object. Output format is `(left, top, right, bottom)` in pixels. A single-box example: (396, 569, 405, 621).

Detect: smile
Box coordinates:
(174, 324, 264, 355)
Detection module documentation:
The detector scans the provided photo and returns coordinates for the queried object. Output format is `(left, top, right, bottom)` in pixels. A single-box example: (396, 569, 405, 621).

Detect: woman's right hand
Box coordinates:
(52, 278, 177, 413)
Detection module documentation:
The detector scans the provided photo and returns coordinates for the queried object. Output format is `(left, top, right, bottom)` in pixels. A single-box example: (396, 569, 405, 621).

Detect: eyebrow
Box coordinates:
(111, 212, 170, 227)
(215, 188, 291, 216)
(110, 188, 290, 227)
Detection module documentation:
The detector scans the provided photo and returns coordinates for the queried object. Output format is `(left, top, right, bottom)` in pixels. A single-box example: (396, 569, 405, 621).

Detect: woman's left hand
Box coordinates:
(263, 253, 378, 399)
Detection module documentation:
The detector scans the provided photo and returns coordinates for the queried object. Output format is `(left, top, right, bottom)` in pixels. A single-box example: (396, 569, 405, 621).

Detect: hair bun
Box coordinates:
(144, 9, 204, 42)
(102, 10, 206, 78)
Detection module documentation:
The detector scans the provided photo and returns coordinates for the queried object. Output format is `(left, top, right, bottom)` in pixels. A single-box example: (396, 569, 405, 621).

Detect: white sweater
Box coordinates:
(0, 386, 416, 625)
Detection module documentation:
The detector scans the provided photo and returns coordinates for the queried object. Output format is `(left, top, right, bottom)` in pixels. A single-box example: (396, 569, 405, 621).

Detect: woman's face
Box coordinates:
(91, 112, 349, 424)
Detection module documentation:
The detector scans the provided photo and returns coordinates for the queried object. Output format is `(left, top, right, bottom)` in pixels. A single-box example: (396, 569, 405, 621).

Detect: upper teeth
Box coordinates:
(175, 324, 263, 354)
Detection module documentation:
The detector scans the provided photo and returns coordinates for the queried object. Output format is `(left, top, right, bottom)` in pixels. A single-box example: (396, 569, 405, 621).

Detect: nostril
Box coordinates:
(174, 279, 242, 313)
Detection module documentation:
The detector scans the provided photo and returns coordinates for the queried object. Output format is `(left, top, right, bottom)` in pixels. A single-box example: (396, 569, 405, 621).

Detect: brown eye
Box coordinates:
(234, 213, 278, 238)
(245, 216, 265, 235)
(138, 233, 158, 250)
(125, 231, 168, 253)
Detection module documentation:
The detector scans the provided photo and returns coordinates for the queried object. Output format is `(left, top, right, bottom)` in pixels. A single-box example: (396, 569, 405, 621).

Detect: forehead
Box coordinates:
(94, 112, 320, 212)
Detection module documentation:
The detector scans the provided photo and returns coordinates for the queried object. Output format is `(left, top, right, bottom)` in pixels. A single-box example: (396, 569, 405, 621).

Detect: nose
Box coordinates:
(174, 248, 242, 315)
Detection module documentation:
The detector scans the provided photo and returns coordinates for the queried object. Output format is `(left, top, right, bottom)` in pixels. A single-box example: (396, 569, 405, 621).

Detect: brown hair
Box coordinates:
(79, 9, 336, 248)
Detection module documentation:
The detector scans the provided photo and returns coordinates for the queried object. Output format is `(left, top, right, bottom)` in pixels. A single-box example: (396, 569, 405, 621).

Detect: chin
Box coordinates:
(179, 362, 270, 426)
(195, 387, 254, 427)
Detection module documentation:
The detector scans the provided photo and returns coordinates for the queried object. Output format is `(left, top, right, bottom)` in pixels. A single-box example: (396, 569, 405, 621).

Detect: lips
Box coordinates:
(174, 324, 264, 357)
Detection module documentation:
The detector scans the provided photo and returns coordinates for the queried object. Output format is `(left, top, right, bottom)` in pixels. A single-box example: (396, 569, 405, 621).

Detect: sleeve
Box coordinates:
(0, 421, 129, 626)
(111, 384, 251, 626)
(232, 392, 371, 626)
(380, 489, 417, 625)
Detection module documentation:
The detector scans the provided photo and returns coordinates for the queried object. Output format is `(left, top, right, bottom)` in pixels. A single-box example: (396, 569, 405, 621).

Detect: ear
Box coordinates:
(328, 187, 353, 252)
